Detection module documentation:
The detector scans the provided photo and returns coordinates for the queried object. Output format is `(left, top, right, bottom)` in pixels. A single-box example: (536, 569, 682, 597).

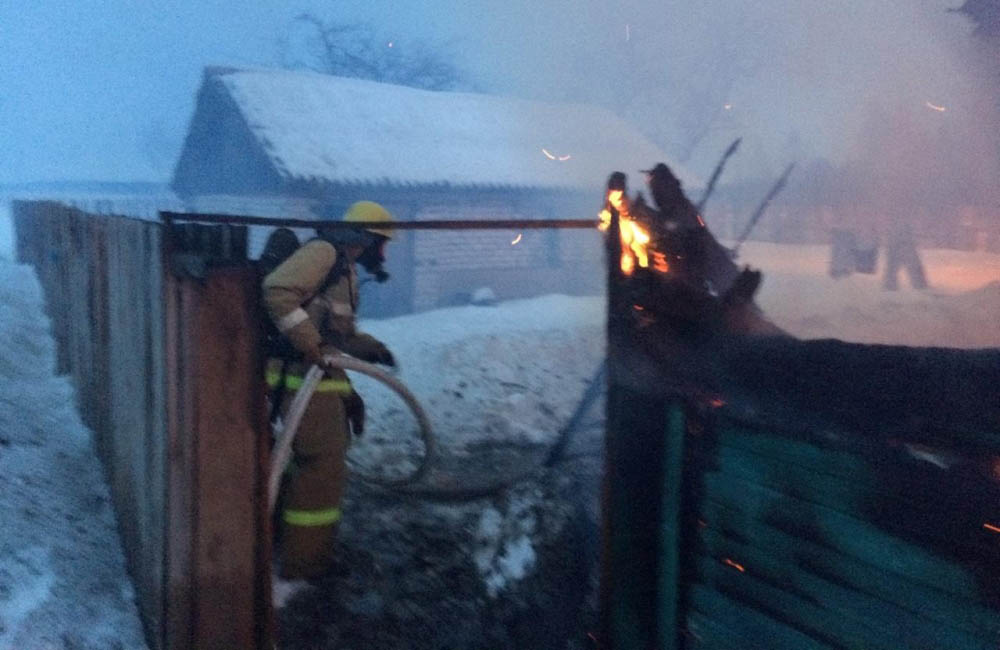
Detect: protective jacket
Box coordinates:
(263, 238, 387, 579)
(263, 238, 388, 370)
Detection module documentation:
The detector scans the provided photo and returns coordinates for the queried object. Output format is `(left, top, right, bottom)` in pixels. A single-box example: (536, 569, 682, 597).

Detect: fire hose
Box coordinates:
(268, 355, 436, 514)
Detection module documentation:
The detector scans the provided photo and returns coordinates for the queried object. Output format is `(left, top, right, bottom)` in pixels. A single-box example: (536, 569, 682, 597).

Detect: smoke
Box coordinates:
(455, 0, 1000, 207)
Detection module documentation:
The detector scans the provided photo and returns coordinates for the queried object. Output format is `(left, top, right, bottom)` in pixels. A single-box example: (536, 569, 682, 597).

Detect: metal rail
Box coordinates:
(161, 211, 598, 231)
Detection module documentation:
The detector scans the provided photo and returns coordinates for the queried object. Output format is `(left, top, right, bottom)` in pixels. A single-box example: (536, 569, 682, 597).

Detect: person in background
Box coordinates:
(883, 221, 928, 290)
(263, 200, 397, 580)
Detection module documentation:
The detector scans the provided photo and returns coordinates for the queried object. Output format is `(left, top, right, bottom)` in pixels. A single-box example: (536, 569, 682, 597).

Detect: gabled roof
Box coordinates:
(186, 66, 699, 193)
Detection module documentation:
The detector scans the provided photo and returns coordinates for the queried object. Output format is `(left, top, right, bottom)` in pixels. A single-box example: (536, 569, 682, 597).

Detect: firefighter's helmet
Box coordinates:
(343, 201, 395, 240)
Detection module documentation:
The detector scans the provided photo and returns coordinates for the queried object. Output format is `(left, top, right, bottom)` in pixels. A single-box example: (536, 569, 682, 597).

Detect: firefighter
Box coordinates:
(883, 222, 928, 291)
(263, 200, 396, 580)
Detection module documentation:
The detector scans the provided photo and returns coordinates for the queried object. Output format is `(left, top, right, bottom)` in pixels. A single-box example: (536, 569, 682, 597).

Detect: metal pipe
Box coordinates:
(161, 211, 597, 231)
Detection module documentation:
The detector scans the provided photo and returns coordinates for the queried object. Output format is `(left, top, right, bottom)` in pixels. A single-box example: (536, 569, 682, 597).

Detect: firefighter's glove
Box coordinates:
(344, 391, 365, 437)
(366, 344, 395, 368)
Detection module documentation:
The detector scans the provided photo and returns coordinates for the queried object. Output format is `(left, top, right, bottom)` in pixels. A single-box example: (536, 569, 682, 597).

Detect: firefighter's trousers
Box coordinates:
(269, 361, 351, 579)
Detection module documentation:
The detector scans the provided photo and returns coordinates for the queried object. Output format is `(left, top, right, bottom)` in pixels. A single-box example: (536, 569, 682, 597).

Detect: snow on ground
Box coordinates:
(0, 257, 147, 650)
(349, 294, 606, 483)
(0, 235, 996, 646)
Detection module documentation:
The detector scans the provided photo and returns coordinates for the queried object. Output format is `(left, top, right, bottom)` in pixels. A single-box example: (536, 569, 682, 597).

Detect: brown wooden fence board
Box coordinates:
(189, 269, 263, 649)
(14, 203, 169, 645)
(164, 271, 194, 650)
(13, 202, 270, 649)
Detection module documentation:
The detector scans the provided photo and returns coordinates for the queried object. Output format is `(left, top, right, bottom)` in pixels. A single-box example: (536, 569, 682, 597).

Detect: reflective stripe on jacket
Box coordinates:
(265, 367, 353, 395)
(283, 507, 342, 527)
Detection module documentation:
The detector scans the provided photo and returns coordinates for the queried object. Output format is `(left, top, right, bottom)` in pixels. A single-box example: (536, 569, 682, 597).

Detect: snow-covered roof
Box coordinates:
(213, 67, 700, 192)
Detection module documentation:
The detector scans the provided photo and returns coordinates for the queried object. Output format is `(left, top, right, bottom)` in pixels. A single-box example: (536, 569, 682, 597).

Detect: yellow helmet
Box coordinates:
(343, 201, 395, 239)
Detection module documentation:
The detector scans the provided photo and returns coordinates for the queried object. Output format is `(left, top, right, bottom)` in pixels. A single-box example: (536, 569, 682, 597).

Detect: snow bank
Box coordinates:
(0, 258, 147, 650)
(348, 295, 605, 482)
(473, 495, 538, 598)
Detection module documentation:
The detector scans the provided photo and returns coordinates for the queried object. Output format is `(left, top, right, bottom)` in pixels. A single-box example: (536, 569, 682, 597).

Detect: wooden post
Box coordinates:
(165, 266, 271, 650)
(600, 197, 692, 650)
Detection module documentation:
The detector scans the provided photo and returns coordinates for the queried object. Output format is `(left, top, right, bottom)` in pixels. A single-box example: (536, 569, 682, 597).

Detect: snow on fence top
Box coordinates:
(216, 66, 700, 192)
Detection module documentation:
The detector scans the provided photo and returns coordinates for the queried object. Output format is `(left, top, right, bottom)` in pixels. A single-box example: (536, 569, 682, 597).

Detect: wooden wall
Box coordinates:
(14, 201, 168, 643)
(598, 205, 999, 649)
(679, 414, 1000, 650)
(13, 202, 271, 650)
(603, 386, 1000, 650)
(598, 286, 1000, 649)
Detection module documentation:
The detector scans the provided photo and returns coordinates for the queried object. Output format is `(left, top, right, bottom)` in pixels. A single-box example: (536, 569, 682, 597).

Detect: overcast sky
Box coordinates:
(1, 0, 995, 192)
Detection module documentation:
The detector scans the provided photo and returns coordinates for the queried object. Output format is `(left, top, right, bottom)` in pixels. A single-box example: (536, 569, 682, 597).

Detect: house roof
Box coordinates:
(205, 66, 700, 193)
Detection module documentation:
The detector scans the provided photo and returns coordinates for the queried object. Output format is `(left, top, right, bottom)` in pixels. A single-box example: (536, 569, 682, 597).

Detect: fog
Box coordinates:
(1, 0, 997, 332)
(2, 1, 997, 189)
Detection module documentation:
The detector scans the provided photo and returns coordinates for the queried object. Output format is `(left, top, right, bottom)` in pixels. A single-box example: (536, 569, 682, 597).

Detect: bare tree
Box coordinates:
(279, 13, 471, 92)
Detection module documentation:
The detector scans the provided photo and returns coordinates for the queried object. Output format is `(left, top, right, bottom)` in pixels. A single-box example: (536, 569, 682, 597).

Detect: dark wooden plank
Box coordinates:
(688, 584, 835, 650)
(701, 470, 985, 600)
(656, 403, 687, 650)
(697, 527, 992, 650)
(702, 440, 996, 560)
(696, 556, 895, 650)
(684, 611, 742, 650)
(697, 498, 1000, 640)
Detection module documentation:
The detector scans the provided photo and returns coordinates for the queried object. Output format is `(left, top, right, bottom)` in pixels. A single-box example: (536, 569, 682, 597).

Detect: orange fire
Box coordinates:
(598, 190, 665, 275)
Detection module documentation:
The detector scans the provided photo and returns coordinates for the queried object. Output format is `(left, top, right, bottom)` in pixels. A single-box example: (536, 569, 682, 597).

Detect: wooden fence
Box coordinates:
(13, 202, 271, 650)
(599, 214, 1000, 649)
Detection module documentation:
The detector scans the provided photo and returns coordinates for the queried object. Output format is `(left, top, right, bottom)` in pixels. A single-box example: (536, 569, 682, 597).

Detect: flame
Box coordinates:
(511, 233, 523, 245)
(620, 219, 650, 270)
(652, 251, 669, 273)
(597, 190, 662, 275)
(598, 208, 611, 232)
(926, 101, 946, 112)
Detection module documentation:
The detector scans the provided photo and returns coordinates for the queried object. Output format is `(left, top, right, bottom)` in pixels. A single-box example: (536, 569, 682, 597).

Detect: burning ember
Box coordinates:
(511, 233, 523, 245)
(598, 190, 667, 275)
(925, 101, 947, 112)
(542, 148, 572, 161)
